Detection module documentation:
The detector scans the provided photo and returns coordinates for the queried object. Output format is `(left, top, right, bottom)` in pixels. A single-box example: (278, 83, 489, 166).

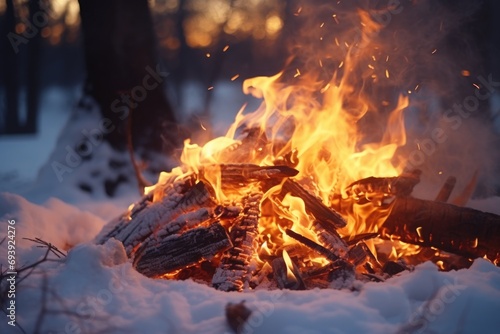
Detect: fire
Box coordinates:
(144, 6, 422, 279)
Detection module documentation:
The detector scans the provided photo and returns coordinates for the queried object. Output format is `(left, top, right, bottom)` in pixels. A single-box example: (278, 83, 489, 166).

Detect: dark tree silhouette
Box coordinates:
(78, 0, 184, 154)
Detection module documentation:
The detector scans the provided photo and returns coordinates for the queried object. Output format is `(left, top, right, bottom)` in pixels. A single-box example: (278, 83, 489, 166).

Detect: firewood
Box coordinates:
(285, 229, 339, 261)
(212, 191, 263, 292)
(281, 179, 347, 228)
(346, 242, 379, 269)
(344, 169, 421, 203)
(272, 255, 306, 290)
(312, 221, 349, 256)
(203, 164, 298, 188)
(435, 176, 456, 202)
(451, 170, 478, 206)
(97, 179, 217, 255)
(94, 192, 153, 245)
(133, 222, 232, 277)
(343, 232, 379, 246)
(381, 197, 500, 261)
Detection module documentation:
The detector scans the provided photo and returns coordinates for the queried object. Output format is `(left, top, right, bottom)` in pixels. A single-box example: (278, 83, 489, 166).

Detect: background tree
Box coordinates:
(78, 0, 184, 156)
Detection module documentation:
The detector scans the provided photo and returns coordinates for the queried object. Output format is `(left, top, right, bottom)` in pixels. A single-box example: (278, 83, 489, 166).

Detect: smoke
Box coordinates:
(279, 0, 499, 199)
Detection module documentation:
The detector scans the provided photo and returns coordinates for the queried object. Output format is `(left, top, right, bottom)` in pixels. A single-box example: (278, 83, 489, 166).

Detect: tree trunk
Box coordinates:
(25, 0, 42, 134)
(1, 0, 20, 134)
(78, 0, 184, 153)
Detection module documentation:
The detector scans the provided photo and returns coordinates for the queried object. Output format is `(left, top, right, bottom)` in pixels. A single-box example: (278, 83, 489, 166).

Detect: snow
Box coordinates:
(1, 192, 500, 333)
(1, 87, 500, 334)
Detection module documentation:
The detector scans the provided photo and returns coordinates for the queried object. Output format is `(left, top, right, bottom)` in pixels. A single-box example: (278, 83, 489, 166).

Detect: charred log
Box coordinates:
(97, 179, 216, 255)
(202, 164, 298, 188)
(312, 221, 349, 256)
(381, 197, 500, 261)
(134, 222, 231, 277)
(281, 179, 346, 229)
(435, 176, 457, 202)
(285, 229, 339, 262)
(272, 255, 306, 290)
(212, 191, 263, 291)
(344, 169, 421, 203)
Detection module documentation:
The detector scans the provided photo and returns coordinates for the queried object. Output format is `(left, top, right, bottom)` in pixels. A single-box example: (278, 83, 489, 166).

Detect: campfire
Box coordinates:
(96, 6, 500, 292)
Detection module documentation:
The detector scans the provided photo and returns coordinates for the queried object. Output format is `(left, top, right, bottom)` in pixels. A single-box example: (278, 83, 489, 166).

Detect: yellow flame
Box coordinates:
(282, 250, 297, 281)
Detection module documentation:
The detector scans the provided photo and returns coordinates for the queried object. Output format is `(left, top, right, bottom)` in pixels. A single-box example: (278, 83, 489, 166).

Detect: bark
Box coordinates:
(134, 222, 232, 277)
(96, 178, 216, 255)
(212, 191, 263, 291)
(381, 197, 500, 260)
(272, 255, 306, 290)
(281, 179, 347, 229)
(435, 176, 456, 202)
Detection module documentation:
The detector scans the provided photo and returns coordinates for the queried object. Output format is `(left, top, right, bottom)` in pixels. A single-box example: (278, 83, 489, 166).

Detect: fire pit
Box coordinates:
(95, 66, 500, 291)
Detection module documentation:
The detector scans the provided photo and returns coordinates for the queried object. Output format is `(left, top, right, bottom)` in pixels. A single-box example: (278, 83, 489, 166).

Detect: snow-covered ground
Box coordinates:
(1, 85, 500, 334)
(1, 191, 500, 334)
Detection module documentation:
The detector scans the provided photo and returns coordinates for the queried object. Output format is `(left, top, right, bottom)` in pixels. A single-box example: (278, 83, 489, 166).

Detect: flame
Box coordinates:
(282, 250, 297, 282)
(147, 7, 422, 272)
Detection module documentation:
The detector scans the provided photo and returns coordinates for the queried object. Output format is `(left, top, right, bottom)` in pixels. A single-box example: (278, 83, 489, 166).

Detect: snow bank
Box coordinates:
(1, 194, 500, 334)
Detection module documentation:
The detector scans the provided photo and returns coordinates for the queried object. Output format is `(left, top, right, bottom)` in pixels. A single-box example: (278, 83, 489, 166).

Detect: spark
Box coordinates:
(371, 55, 376, 61)
(461, 69, 470, 77)
(231, 74, 240, 81)
(294, 6, 302, 16)
(385, 69, 390, 78)
(320, 22, 325, 28)
(320, 83, 331, 93)
(386, 55, 390, 62)
(368, 64, 374, 69)
(414, 84, 420, 91)
(294, 69, 301, 78)
(431, 48, 437, 54)
(319, 59, 323, 67)
(472, 238, 478, 248)
(206, 53, 211, 58)
(208, 86, 214, 91)
(338, 61, 344, 68)
(200, 123, 207, 130)
(473, 83, 480, 90)
(223, 45, 229, 52)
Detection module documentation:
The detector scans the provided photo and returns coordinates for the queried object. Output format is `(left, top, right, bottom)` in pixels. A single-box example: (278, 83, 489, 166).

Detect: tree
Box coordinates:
(78, 0, 184, 155)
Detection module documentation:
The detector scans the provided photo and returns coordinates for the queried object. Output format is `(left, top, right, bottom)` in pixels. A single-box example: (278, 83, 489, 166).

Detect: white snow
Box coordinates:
(1, 192, 500, 333)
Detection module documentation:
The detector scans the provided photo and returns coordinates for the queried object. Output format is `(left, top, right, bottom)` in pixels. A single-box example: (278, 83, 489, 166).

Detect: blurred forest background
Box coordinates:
(0, 0, 294, 136)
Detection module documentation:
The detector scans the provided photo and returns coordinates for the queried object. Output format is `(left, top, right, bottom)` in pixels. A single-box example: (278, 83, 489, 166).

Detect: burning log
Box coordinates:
(285, 229, 339, 262)
(381, 197, 500, 261)
(272, 252, 306, 290)
(212, 164, 298, 186)
(212, 191, 263, 292)
(281, 179, 346, 229)
(344, 169, 421, 203)
(312, 221, 349, 256)
(133, 222, 232, 277)
(97, 179, 216, 255)
(434, 176, 457, 202)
